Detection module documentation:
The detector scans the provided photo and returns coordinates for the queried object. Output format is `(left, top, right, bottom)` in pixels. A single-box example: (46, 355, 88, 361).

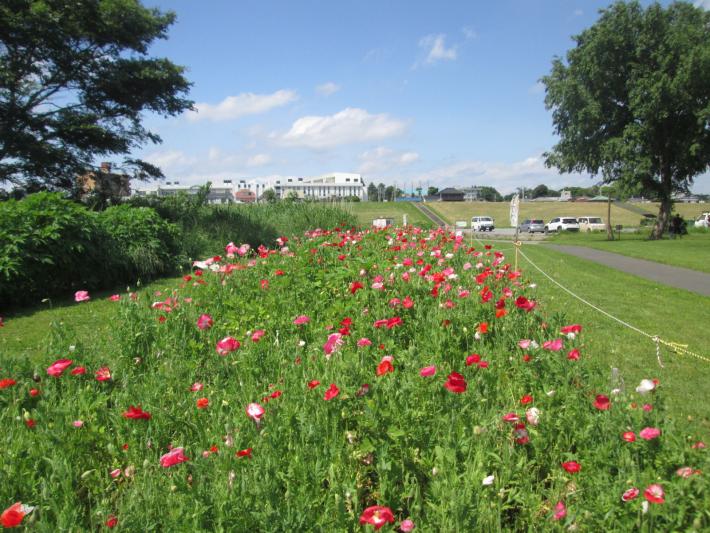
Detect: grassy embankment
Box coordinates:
(428, 201, 708, 228)
(342, 201, 434, 228)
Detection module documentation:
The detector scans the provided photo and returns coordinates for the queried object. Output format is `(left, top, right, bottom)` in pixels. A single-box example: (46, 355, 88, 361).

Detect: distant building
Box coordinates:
(559, 190, 572, 201)
(133, 180, 237, 204)
(272, 172, 366, 200)
(437, 188, 465, 202)
(76, 162, 131, 200)
(461, 186, 483, 201)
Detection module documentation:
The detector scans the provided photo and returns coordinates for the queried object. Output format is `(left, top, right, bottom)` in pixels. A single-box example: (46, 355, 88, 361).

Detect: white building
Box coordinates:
(272, 173, 366, 200)
(133, 172, 367, 202)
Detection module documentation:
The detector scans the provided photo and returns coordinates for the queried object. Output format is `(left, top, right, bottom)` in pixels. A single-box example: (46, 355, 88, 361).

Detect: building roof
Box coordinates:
(439, 187, 464, 195)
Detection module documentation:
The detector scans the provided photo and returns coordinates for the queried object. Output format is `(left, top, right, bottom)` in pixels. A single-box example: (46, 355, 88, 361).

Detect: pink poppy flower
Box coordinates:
(293, 315, 311, 325)
(542, 338, 564, 351)
(324, 383, 340, 401)
(47, 358, 73, 377)
(197, 314, 213, 330)
(159, 447, 189, 468)
(515, 296, 536, 311)
(621, 487, 639, 502)
(561, 461, 581, 474)
(323, 333, 343, 358)
(95, 367, 111, 381)
(644, 484, 664, 504)
(518, 339, 532, 349)
(73, 420, 84, 428)
(444, 372, 467, 393)
(420, 365, 436, 377)
(108, 294, 121, 301)
(74, 290, 90, 302)
(639, 427, 661, 440)
(357, 338, 372, 347)
(359, 506, 395, 530)
(526, 407, 540, 426)
(593, 394, 610, 410)
(552, 501, 566, 521)
(216, 336, 240, 356)
(676, 467, 696, 478)
(502, 413, 520, 423)
(190, 382, 204, 392)
(692, 441, 706, 449)
(567, 349, 580, 361)
(251, 329, 266, 342)
(400, 519, 416, 532)
(246, 402, 265, 422)
(71, 366, 86, 375)
(110, 468, 122, 478)
(622, 432, 636, 442)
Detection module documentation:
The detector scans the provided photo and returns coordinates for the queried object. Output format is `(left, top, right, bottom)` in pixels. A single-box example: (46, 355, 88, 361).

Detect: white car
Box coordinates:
(577, 216, 606, 232)
(694, 212, 710, 228)
(545, 217, 580, 232)
(471, 216, 495, 232)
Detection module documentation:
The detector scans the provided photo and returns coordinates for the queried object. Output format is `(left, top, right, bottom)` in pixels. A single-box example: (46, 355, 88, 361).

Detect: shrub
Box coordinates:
(0, 192, 105, 306)
(97, 205, 182, 281)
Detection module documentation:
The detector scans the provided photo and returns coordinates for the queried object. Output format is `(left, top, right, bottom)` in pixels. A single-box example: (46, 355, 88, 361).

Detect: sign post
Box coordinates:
(510, 194, 520, 271)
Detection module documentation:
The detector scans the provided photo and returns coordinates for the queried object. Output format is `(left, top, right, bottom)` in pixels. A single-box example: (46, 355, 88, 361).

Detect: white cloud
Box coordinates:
(143, 150, 196, 171)
(246, 153, 271, 167)
(276, 107, 408, 149)
(462, 26, 477, 40)
(416, 155, 591, 194)
(358, 147, 420, 174)
(419, 34, 457, 65)
(316, 82, 341, 96)
(187, 90, 298, 122)
(694, 1, 710, 9)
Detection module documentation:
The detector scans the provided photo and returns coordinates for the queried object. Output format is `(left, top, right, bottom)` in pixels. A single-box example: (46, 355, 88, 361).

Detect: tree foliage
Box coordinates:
(0, 0, 193, 190)
(543, 1, 710, 238)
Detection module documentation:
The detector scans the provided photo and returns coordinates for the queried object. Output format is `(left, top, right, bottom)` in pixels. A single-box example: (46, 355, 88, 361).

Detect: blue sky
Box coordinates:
(136, 0, 710, 194)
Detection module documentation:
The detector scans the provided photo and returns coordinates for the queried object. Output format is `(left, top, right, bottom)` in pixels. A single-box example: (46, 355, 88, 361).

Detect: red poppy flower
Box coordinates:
(477, 322, 488, 334)
(106, 515, 118, 528)
(515, 296, 536, 311)
(444, 372, 467, 393)
(376, 356, 394, 376)
(324, 383, 340, 401)
(561, 461, 581, 474)
(349, 281, 364, 294)
(29, 388, 40, 397)
(621, 487, 639, 502)
(644, 484, 665, 504)
(0, 378, 16, 389)
(567, 349, 580, 361)
(47, 358, 73, 377)
(593, 394, 610, 410)
(25, 419, 36, 429)
(307, 380, 321, 389)
(466, 354, 481, 366)
(359, 505, 395, 530)
(122, 405, 152, 420)
(236, 448, 253, 459)
(70, 366, 86, 376)
(520, 395, 533, 405)
(95, 367, 111, 381)
(216, 336, 240, 356)
(561, 324, 582, 334)
(196, 398, 209, 409)
(622, 431, 636, 442)
(1, 502, 34, 528)
(502, 413, 520, 423)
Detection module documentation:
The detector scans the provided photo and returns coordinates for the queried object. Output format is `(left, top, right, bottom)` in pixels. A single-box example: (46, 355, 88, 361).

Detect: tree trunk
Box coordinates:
(606, 195, 613, 240)
(652, 195, 672, 240)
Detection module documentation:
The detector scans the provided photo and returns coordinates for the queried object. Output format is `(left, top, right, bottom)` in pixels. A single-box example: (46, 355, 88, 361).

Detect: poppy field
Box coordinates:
(1, 225, 708, 531)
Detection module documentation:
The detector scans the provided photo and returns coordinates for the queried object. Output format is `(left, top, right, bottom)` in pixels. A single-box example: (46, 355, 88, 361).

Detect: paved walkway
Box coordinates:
(546, 245, 710, 297)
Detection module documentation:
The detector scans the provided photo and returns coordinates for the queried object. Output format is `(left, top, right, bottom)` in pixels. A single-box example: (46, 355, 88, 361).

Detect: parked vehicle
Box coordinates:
(518, 219, 545, 233)
(471, 216, 495, 231)
(545, 217, 580, 232)
(577, 216, 606, 232)
(694, 212, 710, 228)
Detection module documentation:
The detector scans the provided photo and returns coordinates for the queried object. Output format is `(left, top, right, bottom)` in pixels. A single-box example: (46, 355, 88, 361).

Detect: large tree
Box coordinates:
(543, 1, 710, 238)
(0, 0, 193, 190)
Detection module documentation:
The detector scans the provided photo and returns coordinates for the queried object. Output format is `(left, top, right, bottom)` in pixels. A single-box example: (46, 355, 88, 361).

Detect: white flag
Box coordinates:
(510, 193, 520, 227)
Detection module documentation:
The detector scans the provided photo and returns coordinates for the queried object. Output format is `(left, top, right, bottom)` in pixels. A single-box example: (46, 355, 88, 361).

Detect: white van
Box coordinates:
(577, 216, 606, 232)
(471, 216, 495, 232)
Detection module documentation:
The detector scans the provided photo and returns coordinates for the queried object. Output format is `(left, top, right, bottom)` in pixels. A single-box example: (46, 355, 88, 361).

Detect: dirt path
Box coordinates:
(545, 245, 710, 297)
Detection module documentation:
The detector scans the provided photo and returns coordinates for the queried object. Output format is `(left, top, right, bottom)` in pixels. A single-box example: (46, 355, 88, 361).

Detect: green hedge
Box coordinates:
(1, 193, 357, 308)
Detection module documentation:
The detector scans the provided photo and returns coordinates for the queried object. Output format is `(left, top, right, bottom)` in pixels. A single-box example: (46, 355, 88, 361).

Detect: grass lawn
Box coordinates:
(482, 240, 710, 438)
(427, 201, 709, 228)
(342, 201, 433, 228)
(0, 276, 185, 364)
(543, 228, 710, 273)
